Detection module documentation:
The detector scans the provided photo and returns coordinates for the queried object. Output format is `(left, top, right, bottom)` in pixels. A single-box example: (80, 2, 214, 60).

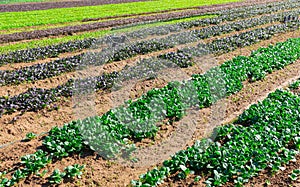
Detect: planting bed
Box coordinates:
(1, 0, 300, 186)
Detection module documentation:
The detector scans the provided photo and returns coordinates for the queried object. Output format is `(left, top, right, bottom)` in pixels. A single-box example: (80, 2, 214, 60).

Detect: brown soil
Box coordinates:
(291, 87, 300, 95)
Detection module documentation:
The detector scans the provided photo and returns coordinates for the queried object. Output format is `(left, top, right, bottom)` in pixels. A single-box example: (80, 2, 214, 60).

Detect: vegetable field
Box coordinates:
(1, 0, 300, 186)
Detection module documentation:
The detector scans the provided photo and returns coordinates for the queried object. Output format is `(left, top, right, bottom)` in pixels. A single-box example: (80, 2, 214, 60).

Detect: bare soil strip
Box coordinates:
(0, 0, 280, 44)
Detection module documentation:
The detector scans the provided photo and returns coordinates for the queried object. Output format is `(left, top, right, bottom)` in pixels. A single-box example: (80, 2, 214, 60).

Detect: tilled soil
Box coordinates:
(0, 0, 281, 44)
(245, 154, 300, 187)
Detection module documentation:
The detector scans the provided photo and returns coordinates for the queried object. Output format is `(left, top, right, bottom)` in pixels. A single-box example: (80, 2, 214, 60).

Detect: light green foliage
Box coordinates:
(0, 0, 240, 30)
(48, 164, 85, 184)
(49, 169, 64, 184)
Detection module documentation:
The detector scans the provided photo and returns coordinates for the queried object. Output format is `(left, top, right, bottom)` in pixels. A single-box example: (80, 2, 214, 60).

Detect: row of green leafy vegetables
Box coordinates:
(1, 36, 300, 186)
(132, 88, 300, 186)
(1, 8, 298, 87)
(0, 0, 299, 65)
(0, 160, 85, 186)
(0, 22, 298, 116)
(132, 74, 300, 186)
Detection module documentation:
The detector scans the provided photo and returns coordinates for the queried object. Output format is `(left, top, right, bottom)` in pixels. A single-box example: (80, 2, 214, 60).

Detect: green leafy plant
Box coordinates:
(25, 132, 37, 141)
(289, 169, 300, 181)
(64, 164, 85, 179)
(20, 150, 52, 174)
(289, 80, 300, 90)
(132, 89, 300, 186)
(49, 169, 65, 184)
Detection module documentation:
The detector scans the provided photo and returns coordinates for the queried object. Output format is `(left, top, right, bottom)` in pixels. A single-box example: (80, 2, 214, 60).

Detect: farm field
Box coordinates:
(1, 0, 300, 186)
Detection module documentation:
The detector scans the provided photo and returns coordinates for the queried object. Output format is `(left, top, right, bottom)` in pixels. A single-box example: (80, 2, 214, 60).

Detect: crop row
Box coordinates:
(1, 0, 299, 65)
(0, 72, 118, 115)
(0, 0, 150, 12)
(1, 37, 300, 186)
(0, 23, 297, 116)
(1, 11, 299, 87)
(132, 89, 300, 186)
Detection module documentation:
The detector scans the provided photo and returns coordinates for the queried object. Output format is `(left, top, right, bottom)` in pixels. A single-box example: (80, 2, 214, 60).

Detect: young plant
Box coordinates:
(49, 169, 65, 184)
(25, 132, 37, 141)
(289, 169, 300, 181)
(64, 164, 85, 179)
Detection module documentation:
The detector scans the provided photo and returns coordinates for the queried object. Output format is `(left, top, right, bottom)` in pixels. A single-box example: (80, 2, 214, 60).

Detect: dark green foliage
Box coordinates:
(133, 89, 300, 186)
(43, 122, 84, 159)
